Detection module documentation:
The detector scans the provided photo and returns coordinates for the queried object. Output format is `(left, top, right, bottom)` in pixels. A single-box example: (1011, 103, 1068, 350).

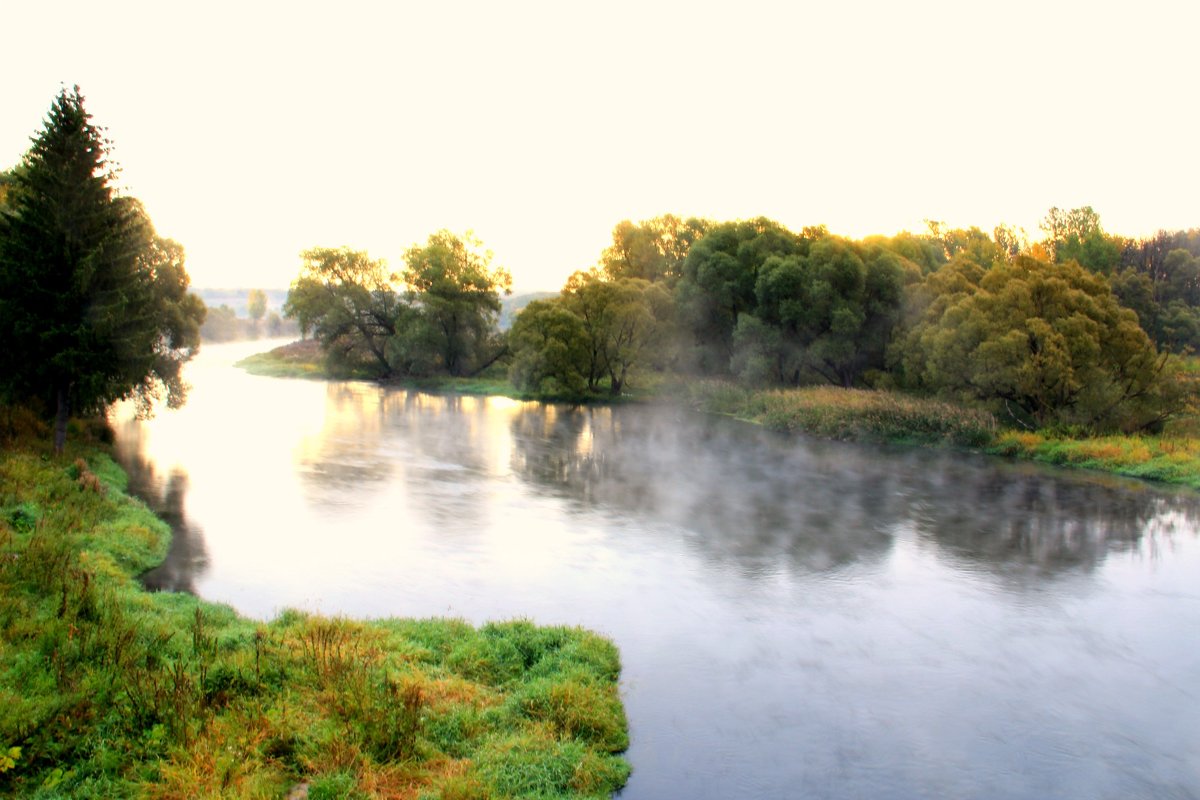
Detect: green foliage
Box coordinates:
(674, 221, 910, 386)
(1040, 206, 1121, 273)
(308, 772, 367, 800)
(400, 230, 512, 377)
(283, 247, 404, 377)
(599, 214, 711, 285)
(564, 270, 672, 395)
(892, 255, 1177, 432)
(507, 298, 591, 398)
(738, 236, 914, 387)
(0, 442, 629, 799)
(508, 270, 672, 398)
(0, 88, 205, 452)
(0, 747, 18, 775)
(675, 217, 812, 373)
(284, 233, 511, 380)
(864, 229, 947, 273)
(989, 430, 1200, 488)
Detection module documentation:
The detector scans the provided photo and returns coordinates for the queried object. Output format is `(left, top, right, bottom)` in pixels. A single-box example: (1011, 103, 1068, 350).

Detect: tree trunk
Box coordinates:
(54, 386, 70, 455)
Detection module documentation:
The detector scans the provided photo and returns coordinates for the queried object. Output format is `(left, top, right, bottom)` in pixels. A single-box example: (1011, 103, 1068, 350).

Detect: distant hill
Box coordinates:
(500, 291, 558, 330)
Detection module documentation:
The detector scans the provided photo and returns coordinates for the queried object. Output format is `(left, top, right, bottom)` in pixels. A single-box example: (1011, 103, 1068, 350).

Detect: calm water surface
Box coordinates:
(114, 341, 1200, 800)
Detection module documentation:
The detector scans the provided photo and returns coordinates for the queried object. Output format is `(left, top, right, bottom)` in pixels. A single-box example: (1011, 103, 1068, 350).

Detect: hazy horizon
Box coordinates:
(5, 1, 1197, 292)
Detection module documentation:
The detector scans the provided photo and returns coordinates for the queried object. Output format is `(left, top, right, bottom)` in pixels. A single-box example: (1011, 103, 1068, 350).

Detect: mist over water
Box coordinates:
(114, 341, 1200, 800)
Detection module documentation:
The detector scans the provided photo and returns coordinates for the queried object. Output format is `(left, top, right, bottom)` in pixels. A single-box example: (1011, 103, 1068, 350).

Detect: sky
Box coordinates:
(3, 0, 1198, 292)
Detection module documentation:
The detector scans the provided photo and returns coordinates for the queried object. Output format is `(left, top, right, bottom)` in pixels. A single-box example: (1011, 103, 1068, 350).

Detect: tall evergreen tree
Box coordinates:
(0, 86, 204, 452)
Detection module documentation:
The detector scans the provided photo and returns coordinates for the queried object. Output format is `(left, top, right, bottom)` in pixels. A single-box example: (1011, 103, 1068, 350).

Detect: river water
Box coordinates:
(113, 340, 1200, 800)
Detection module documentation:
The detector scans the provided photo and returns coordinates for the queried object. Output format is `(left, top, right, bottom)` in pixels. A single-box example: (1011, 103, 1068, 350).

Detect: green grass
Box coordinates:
(987, 430, 1200, 488)
(235, 340, 376, 380)
(235, 350, 329, 379)
(0, 431, 630, 799)
(233, 342, 643, 404)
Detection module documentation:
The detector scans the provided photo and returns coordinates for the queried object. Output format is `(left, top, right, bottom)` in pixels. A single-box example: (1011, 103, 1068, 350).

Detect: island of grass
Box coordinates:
(237, 341, 544, 401)
(0, 433, 630, 799)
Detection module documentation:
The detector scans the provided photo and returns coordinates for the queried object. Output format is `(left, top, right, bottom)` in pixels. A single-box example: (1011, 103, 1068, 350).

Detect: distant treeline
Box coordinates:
(286, 209, 1199, 435)
(198, 288, 299, 342)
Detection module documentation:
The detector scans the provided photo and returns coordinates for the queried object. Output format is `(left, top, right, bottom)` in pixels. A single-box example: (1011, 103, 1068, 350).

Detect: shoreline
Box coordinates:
(0, 437, 631, 798)
(234, 340, 1200, 491)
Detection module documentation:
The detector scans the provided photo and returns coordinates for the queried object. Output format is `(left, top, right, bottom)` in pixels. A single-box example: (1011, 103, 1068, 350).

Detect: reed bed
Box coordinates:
(683, 381, 997, 448)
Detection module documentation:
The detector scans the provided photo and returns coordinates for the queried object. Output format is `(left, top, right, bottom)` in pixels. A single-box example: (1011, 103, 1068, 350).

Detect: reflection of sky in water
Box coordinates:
(114, 341, 1200, 800)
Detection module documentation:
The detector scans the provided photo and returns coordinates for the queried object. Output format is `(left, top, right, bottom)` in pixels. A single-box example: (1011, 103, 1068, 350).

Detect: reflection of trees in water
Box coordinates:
(900, 456, 1196, 579)
(298, 385, 504, 532)
(296, 384, 397, 498)
(509, 405, 897, 574)
(111, 418, 210, 593)
(509, 404, 1200, 580)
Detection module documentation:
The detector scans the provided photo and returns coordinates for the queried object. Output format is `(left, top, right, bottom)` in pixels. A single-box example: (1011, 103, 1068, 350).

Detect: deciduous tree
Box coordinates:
(599, 214, 711, 285)
(247, 289, 267, 326)
(283, 247, 403, 376)
(507, 298, 590, 397)
(892, 256, 1175, 431)
(675, 218, 811, 373)
(400, 230, 512, 377)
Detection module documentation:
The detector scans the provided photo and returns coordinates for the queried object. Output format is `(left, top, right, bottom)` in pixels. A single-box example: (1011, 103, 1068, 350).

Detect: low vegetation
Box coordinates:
(0, 427, 630, 799)
(988, 430, 1200, 488)
(234, 339, 351, 380)
(680, 381, 997, 447)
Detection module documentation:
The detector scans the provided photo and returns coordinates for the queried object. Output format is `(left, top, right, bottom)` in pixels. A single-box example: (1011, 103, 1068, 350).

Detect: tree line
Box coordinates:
(287, 210, 1197, 434)
(4, 88, 1194, 449)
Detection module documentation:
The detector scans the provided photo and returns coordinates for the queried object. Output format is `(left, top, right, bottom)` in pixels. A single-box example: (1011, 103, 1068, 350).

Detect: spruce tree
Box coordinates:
(0, 86, 204, 451)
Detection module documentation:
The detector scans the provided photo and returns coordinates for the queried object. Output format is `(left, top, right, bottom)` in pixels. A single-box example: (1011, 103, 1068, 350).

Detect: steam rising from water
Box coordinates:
(114, 342, 1200, 800)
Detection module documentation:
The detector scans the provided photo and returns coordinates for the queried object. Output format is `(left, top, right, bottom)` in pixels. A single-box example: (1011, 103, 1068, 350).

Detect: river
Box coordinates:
(112, 340, 1200, 799)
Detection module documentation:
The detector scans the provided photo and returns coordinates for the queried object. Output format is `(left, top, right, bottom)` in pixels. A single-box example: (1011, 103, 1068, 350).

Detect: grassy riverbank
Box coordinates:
(988, 431, 1200, 488)
(0, 432, 629, 798)
(236, 341, 518, 398)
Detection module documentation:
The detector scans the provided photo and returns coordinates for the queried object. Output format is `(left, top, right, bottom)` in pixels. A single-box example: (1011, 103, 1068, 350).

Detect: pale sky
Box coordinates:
(4, 0, 1198, 292)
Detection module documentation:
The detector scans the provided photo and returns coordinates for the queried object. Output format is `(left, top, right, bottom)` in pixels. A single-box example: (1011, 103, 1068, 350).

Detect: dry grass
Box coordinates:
(683, 381, 997, 447)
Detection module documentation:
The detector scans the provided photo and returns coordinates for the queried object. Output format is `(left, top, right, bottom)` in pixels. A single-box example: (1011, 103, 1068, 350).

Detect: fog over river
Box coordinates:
(113, 340, 1200, 800)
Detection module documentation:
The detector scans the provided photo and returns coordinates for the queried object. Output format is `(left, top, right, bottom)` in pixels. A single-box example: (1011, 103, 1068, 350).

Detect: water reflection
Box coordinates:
(113, 343, 1200, 800)
(509, 405, 895, 573)
(113, 417, 210, 592)
(507, 403, 1199, 582)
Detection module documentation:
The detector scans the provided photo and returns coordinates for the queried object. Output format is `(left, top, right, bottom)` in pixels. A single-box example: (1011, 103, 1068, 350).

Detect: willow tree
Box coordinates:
(0, 87, 205, 451)
(399, 230, 512, 377)
(283, 247, 404, 376)
(892, 256, 1176, 432)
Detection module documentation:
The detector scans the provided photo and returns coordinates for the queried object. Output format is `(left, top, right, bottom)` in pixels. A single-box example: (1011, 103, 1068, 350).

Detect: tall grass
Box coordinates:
(0, 436, 629, 798)
(681, 381, 997, 447)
